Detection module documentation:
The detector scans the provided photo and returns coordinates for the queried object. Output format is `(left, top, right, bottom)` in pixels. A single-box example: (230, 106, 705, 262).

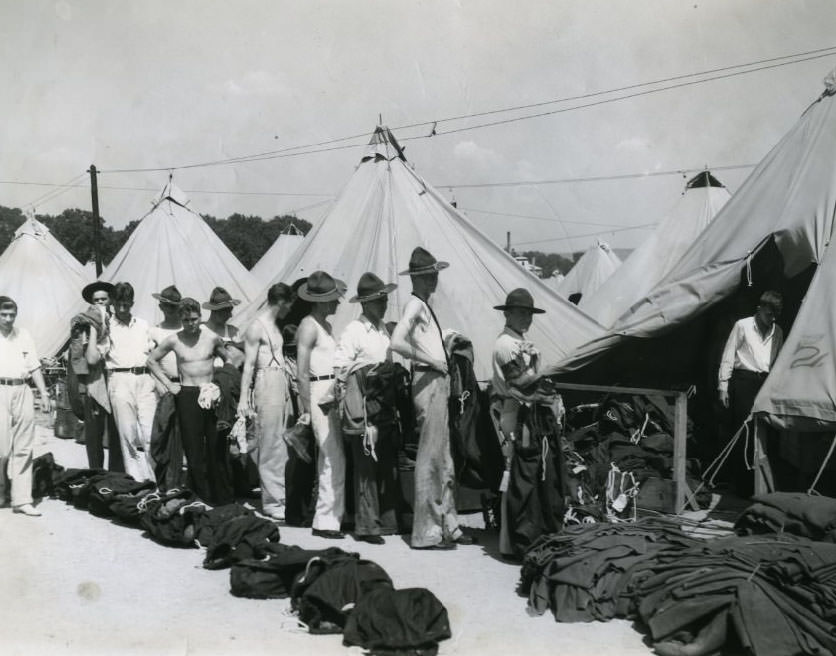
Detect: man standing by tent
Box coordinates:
(391, 247, 471, 550)
(0, 296, 51, 516)
(237, 283, 296, 520)
(718, 290, 784, 495)
(100, 282, 158, 482)
(147, 298, 233, 505)
(70, 281, 124, 471)
(334, 272, 402, 544)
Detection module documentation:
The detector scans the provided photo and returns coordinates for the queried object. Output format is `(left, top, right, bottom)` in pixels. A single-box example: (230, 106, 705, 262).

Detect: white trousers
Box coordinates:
(0, 384, 35, 507)
(253, 367, 289, 516)
(108, 372, 157, 482)
(311, 380, 345, 531)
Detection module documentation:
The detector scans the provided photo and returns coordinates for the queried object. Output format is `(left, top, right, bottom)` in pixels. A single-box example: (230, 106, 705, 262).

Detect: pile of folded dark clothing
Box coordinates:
(520, 517, 703, 622)
(735, 492, 836, 542)
(562, 396, 710, 517)
(631, 533, 836, 656)
(46, 461, 452, 656)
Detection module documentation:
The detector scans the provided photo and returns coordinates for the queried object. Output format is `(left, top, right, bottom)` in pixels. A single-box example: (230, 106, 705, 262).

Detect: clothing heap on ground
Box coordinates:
(46, 460, 451, 655)
(518, 495, 836, 656)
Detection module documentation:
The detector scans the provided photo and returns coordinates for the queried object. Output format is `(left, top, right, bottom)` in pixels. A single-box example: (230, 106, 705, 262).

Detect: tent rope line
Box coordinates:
(806, 434, 836, 495)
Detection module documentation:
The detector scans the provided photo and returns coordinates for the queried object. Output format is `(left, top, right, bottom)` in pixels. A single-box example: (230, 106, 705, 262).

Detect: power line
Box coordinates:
(461, 207, 627, 228)
(513, 222, 657, 247)
(0, 180, 332, 198)
(441, 163, 756, 189)
(21, 172, 88, 211)
(95, 46, 836, 174)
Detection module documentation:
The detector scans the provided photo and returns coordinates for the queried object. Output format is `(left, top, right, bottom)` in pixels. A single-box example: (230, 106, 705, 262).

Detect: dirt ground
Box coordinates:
(1, 426, 655, 656)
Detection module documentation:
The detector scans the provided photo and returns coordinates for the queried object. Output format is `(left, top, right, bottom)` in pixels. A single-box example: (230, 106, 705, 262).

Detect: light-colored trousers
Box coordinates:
(411, 371, 461, 548)
(311, 379, 345, 532)
(0, 384, 35, 507)
(108, 372, 157, 482)
(253, 367, 289, 516)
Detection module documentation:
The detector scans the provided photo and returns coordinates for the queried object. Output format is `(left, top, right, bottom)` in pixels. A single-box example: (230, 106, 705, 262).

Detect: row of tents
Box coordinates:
(3, 67, 836, 440)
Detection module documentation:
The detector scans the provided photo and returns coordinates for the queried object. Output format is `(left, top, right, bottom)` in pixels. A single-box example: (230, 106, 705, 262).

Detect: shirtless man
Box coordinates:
(147, 298, 233, 505)
(237, 283, 295, 520)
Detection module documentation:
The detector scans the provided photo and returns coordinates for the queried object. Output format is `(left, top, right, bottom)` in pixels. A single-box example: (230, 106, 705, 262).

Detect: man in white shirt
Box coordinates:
(0, 296, 51, 516)
(334, 272, 400, 544)
(97, 282, 157, 482)
(391, 247, 470, 550)
(718, 290, 784, 495)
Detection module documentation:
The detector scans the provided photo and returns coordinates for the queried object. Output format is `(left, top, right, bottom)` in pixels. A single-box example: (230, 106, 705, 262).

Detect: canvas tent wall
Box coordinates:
(250, 227, 306, 285)
(545, 70, 836, 437)
(581, 172, 731, 327)
(555, 241, 621, 302)
(233, 126, 605, 380)
(0, 217, 92, 356)
(42, 183, 261, 356)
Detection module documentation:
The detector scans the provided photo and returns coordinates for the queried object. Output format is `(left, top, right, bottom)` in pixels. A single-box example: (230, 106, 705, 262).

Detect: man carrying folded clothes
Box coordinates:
(147, 297, 234, 505)
(88, 282, 157, 482)
(0, 295, 52, 516)
(334, 272, 403, 544)
(70, 280, 123, 471)
(391, 247, 471, 550)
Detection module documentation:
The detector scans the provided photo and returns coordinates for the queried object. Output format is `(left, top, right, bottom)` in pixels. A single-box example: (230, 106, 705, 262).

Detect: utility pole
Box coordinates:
(89, 164, 102, 276)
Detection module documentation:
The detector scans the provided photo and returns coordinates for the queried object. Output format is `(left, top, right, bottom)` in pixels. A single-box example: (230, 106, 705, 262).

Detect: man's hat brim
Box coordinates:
(493, 303, 545, 314)
(202, 299, 241, 310)
(398, 261, 449, 276)
(81, 281, 115, 303)
(297, 279, 347, 302)
(349, 282, 398, 303)
(152, 293, 181, 305)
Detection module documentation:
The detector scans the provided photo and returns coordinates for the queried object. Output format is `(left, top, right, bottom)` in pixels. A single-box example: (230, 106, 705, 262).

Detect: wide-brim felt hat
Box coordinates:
(151, 284, 182, 306)
(81, 281, 115, 304)
(297, 271, 347, 302)
(493, 288, 545, 314)
(350, 272, 397, 303)
(398, 246, 449, 276)
(202, 286, 241, 310)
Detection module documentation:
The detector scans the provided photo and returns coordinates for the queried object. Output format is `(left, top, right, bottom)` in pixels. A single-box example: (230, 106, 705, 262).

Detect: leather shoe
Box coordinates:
(312, 529, 345, 539)
(356, 534, 385, 545)
(13, 503, 41, 517)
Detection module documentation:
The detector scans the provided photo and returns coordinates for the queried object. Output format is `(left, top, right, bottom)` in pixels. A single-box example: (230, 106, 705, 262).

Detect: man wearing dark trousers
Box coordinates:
(718, 290, 784, 497)
(147, 298, 233, 505)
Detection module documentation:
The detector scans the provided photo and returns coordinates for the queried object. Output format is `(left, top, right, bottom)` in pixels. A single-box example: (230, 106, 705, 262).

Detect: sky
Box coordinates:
(3, 0, 836, 256)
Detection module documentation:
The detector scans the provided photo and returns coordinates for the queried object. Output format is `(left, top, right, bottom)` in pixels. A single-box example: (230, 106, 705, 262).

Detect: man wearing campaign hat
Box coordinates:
(147, 285, 184, 488)
(333, 272, 401, 544)
(203, 287, 241, 368)
(296, 271, 348, 538)
(69, 281, 123, 471)
(391, 247, 470, 550)
(491, 287, 564, 557)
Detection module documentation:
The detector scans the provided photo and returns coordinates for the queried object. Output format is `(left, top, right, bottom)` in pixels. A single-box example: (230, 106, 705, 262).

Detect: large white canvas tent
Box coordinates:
(250, 225, 306, 285)
(547, 70, 836, 435)
(234, 127, 605, 379)
(556, 241, 621, 302)
(0, 217, 92, 356)
(581, 172, 731, 327)
(42, 183, 261, 356)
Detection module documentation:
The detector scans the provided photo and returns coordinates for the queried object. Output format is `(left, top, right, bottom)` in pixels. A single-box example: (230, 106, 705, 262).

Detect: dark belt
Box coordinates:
(732, 369, 768, 381)
(413, 364, 438, 372)
(310, 374, 335, 381)
(109, 367, 148, 375)
(0, 378, 25, 386)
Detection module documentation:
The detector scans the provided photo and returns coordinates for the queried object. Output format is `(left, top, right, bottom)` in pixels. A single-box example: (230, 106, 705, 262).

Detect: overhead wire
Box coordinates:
(21, 171, 88, 211)
(95, 45, 836, 173)
(513, 223, 657, 247)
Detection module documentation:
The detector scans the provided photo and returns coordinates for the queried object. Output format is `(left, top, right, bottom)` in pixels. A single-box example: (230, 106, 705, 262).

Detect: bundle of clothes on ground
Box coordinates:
(40, 457, 451, 656)
(519, 492, 836, 656)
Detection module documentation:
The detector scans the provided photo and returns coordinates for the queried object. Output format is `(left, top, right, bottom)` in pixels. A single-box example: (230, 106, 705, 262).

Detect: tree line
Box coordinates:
(0, 205, 312, 270)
